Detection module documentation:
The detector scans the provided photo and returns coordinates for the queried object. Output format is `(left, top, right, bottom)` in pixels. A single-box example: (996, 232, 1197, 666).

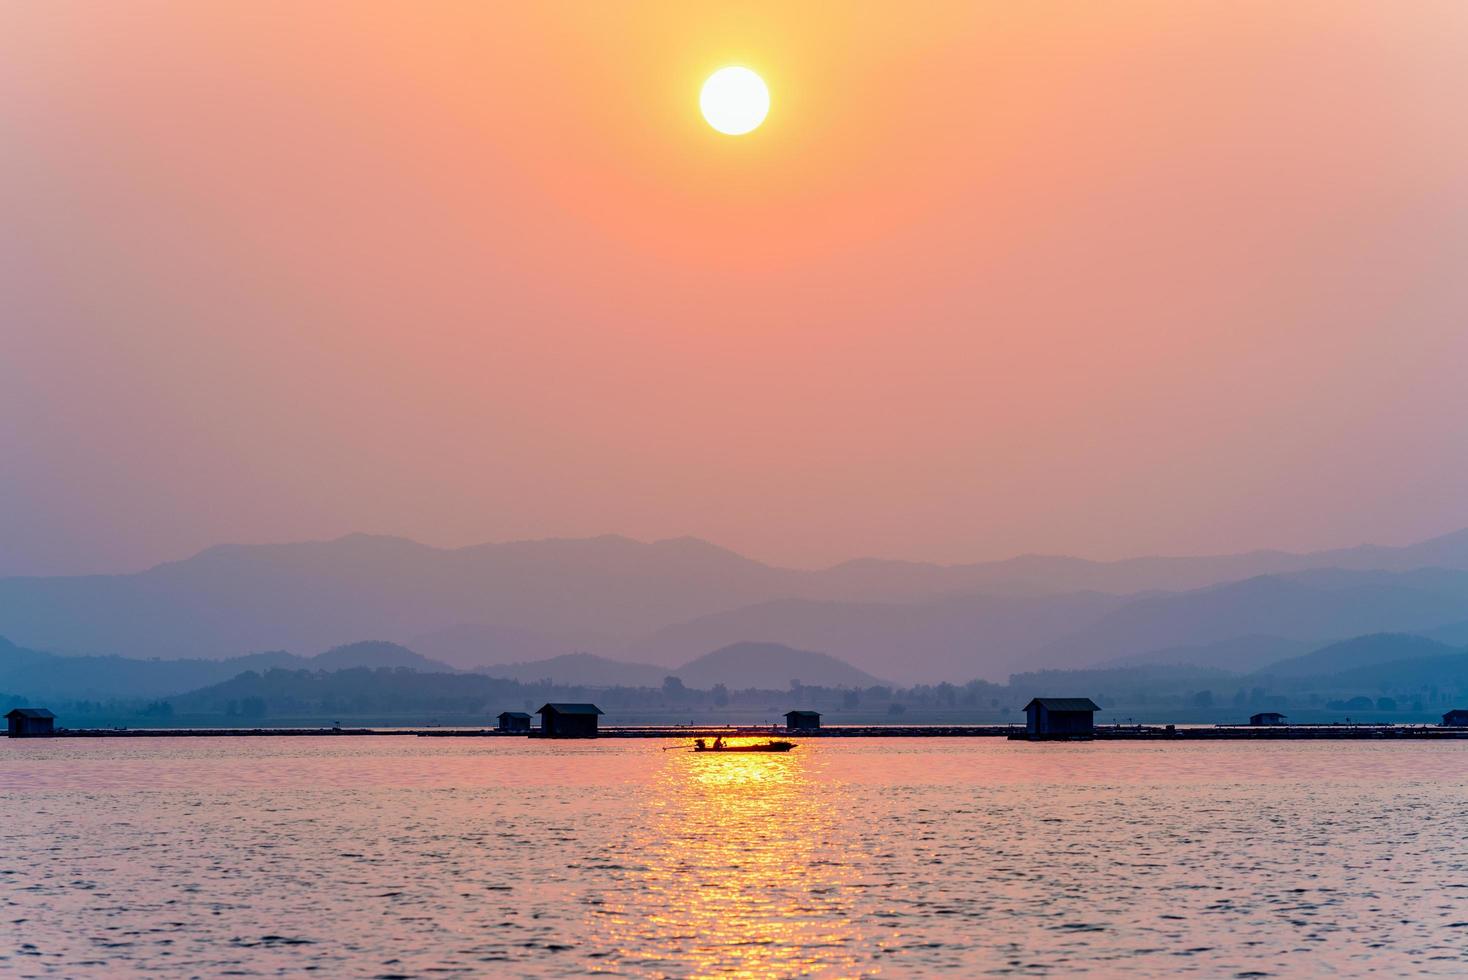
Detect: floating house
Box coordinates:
(784, 710, 821, 731)
(535, 703, 603, 738)
(1250, 712, 1288, 726)
(1442, 709, 1468, 727)
(6, 707, 55, 737)
(497, 711, 532, 733)
(1023, 698, 1100, 737)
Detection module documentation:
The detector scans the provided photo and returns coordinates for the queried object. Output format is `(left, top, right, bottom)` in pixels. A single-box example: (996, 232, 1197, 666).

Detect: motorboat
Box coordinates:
(692, 738, 796, 753)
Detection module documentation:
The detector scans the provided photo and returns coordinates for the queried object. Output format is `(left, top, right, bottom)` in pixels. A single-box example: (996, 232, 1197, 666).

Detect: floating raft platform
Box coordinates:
(20, 727, 409, 738)
(1012, 724, 1468, 741)
(13, 724, 1468, 740)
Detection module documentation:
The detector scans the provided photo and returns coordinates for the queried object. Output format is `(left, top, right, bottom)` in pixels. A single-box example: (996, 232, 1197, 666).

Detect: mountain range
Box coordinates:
(0, 635, 882, 701)
(4, 527, 1468, 685)
(474, 642, 882, 690)
(0, 639, 452, 702)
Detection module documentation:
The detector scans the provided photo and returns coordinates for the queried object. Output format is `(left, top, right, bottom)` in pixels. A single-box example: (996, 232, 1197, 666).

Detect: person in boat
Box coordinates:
(694, 738, 706, 750)
(713, 736, 724, 750)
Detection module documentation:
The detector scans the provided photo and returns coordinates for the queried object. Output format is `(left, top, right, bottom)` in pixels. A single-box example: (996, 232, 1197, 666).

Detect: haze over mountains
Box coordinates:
(0, 639, 451, 702)
(475, 643, 882, 690)
(4, 528, 1468, 686)
(0, 635, 877, 703)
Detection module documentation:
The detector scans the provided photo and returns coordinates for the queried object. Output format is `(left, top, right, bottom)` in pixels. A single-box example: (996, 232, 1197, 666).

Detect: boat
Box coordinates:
(692, 738, 796, 753)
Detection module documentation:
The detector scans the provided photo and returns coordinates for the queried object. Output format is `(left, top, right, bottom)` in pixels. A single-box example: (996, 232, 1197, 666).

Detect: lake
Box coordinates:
(3, 737, 1467, 977)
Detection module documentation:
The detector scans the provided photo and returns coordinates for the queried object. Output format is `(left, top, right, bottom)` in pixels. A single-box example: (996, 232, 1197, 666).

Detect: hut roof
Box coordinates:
(5, 708, 55, 719)
(498, 711, 532, 720)
(785, 710, 821, 718)
(1022, 698, 1100, 712)
(536, 703, 604, 716)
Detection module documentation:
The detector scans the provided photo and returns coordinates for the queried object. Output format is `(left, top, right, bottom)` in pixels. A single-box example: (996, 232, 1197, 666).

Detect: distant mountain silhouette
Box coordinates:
(0, 533, 795, 661)
(477, 652, 668, 687)
(167, 665, 530, 719)
(1423, 619, 1468, 647)
(812, 526, 1468, 597)
(633, 592, 1128, 683)
(5, 527, 1468, 682)
(1313, 650, 1468, 691)
(635, 570, 1468, 682)
(0, 636, 456, 701)
(1, 630, 878, 702)
(673, 641, 884, 690)
(475, 643, 882, 689)
(1034, 568, 1468, 668)
(0, 635, 302, 700)
(1098, 635, 1313, 673)
(1252, 633, 1460, 678)
(311, 641, 456, 673)
(408, 623, 617, 670)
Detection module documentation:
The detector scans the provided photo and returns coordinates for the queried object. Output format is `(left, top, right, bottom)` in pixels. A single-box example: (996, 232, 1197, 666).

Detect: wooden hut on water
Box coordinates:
(784, 710, 821, 731)
(535, 703, 603, 738)
(497, 711, 532, 733)
(6, 708, 55, 737)
(1023, 698, 1099, 737)
(1442, 709, 1468, 727)
(1250, 712, 1288, 726)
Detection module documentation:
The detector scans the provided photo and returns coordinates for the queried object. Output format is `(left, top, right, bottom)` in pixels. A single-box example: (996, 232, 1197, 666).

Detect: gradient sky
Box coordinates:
(4, 1, 1467, 576)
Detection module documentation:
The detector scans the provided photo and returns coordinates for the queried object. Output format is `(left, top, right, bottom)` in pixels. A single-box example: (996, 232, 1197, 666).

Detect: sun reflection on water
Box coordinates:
(589, 742, 867, 978)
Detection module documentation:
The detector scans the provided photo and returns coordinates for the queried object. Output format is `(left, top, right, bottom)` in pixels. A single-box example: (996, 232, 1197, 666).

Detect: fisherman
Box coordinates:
(713, 736, 724, 750)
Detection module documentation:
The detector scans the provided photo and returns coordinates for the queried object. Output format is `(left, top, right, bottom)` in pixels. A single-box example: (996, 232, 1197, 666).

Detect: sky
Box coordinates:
(3, 1, 1467, 577)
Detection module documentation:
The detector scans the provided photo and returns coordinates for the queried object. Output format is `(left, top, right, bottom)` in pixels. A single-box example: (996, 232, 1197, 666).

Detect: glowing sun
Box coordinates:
(700, 67, 769, 136)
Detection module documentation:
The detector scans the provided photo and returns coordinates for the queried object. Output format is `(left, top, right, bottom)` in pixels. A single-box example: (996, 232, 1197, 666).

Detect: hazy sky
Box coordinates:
(4, 2, 1467, 576)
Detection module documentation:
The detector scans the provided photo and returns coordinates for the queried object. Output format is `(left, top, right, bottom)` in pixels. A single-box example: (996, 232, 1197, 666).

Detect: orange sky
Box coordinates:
(3, 1, 1467, 574)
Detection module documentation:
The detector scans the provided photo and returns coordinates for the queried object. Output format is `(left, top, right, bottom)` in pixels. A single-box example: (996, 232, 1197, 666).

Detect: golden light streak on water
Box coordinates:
(590, 745, 867, 977)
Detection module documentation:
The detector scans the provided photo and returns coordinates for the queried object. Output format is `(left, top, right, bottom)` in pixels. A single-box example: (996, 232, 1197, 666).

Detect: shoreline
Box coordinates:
(10, 723, 1468, 740)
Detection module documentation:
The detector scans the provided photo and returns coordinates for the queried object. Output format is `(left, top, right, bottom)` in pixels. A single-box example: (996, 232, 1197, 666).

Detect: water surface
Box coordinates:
(3, 737, 1466, 976)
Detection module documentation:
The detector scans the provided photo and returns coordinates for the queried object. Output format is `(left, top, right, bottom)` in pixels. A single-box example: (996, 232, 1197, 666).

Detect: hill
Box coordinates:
(5, 527, 1468, 682)
(169, 667, 538, 718)
(1006, 663, 1234, 707)
(0, 636, 458, 701)
(473, 644, 881, 690)
(1424, 619, 1468, 647)
(477, 652, 668, 687)
(634, 592, 1128, 683)
(1035, 568, 1468, 668)
(1100, 635, 1312, 673)
(407, 623, 614, 669)
(816, 527, 1468, 597)
(0, 635, 302, 700)
(625, 566, 1468, 683)
(1252, 633, 1461, 678)
(673, 642, 884, 690)
(1317, 651, 1468, 691)
(311, 641, 456, 673)
(0, 533, 795, 662)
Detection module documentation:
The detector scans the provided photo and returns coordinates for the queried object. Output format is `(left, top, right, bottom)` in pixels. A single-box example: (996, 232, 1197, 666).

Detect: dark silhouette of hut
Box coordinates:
(1023, 698, 1099, 737)
(497, 711, 532, 733)
(784, 710, 821, 731)
(6, 708, 55, 737)
(535, 703, 603, 738)
(1441, 709, 1468, 727)
(1250, 712, 1288, 726)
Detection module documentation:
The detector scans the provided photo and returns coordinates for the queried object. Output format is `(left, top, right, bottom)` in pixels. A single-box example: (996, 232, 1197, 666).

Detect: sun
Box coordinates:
(700, 67, 769, 136)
